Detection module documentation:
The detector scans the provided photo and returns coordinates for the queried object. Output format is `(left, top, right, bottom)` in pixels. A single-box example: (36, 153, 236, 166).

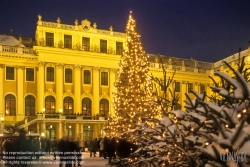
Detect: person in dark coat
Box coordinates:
(41, 138, 46, 151)
(89, 138, 97, 157)
(58, 137, 67, 167)
(75, 139, 82, 166)
(96, 138, 101, 157)
(46, 138, 51, 153)
(16, 130, 30, 167)
(107, 137, 116, 164)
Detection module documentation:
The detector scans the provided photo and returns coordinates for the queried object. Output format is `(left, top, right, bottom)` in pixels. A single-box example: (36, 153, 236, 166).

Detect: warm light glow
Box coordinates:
(41, 133, 45, 137)
(225, 124, 228, 128)
(242, 109, 246, 113)
(237, 113, 241, 118)
(205, 142, 209, 146)
(69, 126, 71, 128)
(42, 108, 45, 112)
(1, 116, 4, 122)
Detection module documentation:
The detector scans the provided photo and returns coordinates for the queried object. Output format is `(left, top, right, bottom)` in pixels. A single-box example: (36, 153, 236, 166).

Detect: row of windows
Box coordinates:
(46, 32, 123, 54)
(5, 94, 109, 116)
(5, 66, 109, 86)
(172, 82, 206, 94)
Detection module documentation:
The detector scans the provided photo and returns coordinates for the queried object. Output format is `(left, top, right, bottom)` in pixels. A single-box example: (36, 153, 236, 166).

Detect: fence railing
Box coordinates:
(0, 45, 35, 55)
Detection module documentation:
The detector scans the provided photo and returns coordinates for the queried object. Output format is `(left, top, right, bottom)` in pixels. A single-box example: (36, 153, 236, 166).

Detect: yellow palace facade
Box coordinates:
(0, 15, 249, 140)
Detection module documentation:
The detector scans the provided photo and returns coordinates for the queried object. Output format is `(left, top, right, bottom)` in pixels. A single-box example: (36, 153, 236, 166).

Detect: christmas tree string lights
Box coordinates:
(105, 11, 159, 137)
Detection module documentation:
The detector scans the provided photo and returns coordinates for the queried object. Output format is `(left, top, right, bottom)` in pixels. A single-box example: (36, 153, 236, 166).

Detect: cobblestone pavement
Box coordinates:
(0, 152, 111, 167)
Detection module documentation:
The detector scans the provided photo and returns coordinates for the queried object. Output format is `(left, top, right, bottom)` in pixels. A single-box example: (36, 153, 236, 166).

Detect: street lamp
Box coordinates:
(41, 133, 45, 138)
(59, 108, 62, 114)
(1, 116, 4, 122)
(42, 108, 45, 113)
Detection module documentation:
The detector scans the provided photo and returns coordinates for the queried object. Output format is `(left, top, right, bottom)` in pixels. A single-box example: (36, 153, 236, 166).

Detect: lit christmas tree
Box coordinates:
(108, 11, 158, 137)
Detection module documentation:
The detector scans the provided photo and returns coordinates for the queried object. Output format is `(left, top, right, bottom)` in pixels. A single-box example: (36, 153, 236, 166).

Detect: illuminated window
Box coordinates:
(45, 96, 55, 113)
(174, 82, 180, 92)
(65, 68, 72, 83)
(188, 83, 193, 93)
(116, 42, 123, 55)
(5, 94, 16, 116)
(83, 70, 91, 84)
(46, 32, 54, 47)
(64, 96, 73, 114)
(64, 35, 72, 49)
(100, 98, 109, 116)
(25, 95, 35, 116)
(82, 98, 92, 115)
(200, 84, 205, 94)
(101, 72, 108, 86)
(46, 67, 54, 82)
(82, 37, 90, 51)
(100, 39, 107, 53)
(26, 68, 34, 81)
(6, 66, 14, 80)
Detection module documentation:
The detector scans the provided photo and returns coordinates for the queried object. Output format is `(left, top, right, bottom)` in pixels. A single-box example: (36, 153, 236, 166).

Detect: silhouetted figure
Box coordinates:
(16, 130, 30, 167)
(89, 138, 97, 157)
(97, 138, 101, 157)
(46, 138, 51, 153)
(75, 139, 82, 166)
(58, 137, 67, 167)
(51, 137, 58, 160)
(41, 138, 46, 151)
(107, 137, 116, 164)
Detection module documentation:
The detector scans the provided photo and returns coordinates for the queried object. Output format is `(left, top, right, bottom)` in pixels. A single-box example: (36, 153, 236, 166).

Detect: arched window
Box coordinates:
(5, 94, 16, 116)
(25, 95, 35, 116)
(100, 98, 109, 116)
(82, 98, 92, 116)
(64, 96, 74, 114)
(45, 96, 55, 113)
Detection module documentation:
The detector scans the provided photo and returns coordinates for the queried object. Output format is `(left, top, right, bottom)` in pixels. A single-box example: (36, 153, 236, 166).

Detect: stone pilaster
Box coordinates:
(37, 62, 45, 113)
(93, 67, 100, 115)
(181, 81, 187, 110)
(74, 65, 81, 114)
(17, 66, 24, 115)
(109, 69, 116, 116)
(0, 64, 4, 115)
(36, 121, 40, 134)
(58, 121, 62, 139)
(56, 64, 63, 112)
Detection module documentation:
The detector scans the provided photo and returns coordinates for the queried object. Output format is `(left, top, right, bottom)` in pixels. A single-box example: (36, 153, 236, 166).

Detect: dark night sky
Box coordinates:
(1, 0, 250, 62)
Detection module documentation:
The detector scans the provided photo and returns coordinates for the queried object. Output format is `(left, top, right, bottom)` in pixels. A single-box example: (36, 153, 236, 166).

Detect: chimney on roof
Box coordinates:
(10, 29, 13, 36)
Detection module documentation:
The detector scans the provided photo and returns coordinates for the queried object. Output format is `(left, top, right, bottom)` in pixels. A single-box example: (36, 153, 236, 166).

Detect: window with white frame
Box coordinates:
(65, 68, 72, 83)
(101, 72, 108, 86)
(46, 67, 54, 82)
(26, 68, 34, 81)
(188, 83, 193, 93)
(6, 66, 14, 80)
(83, 70, 91, 84)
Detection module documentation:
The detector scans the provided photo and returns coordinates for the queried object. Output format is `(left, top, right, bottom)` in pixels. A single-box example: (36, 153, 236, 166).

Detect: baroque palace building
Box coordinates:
(0, 15, 249, 140)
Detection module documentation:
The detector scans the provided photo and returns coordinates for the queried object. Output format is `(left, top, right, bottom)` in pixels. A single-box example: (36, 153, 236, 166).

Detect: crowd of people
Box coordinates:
(2, 130, 138, 166)
(86, 136, 137, 165)
(1, 131, 82, 167)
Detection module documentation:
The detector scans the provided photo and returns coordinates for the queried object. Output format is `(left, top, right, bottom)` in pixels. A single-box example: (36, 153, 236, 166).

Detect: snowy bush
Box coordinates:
(114, 56, 250, 167)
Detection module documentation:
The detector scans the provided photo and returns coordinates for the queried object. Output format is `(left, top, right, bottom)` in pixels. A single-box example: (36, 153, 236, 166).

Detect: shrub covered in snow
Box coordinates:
(113, 56, 250, 167)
